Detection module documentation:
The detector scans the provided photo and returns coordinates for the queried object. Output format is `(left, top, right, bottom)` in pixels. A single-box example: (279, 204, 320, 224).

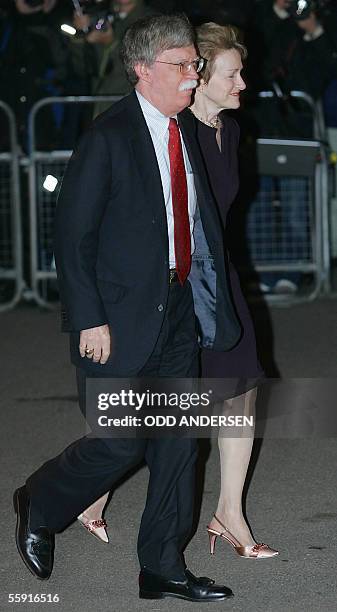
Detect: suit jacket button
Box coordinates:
(157, 304, 164, 312)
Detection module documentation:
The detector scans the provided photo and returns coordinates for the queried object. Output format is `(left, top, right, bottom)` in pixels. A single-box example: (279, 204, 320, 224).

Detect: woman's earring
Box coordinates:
(198, 78, 207, 92)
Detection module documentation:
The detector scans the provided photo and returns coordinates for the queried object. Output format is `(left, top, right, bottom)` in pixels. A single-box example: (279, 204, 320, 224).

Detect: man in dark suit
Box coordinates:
(14, 14, 240, 602)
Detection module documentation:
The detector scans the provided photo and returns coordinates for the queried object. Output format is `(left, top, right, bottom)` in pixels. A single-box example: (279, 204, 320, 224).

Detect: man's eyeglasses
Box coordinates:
(155, 57, 205, 74)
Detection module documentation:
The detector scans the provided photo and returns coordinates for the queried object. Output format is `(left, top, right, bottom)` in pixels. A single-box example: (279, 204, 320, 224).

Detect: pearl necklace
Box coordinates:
(189, 107, 219, 129)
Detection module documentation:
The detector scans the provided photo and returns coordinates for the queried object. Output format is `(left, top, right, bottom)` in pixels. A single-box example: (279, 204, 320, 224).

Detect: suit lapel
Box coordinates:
(125, 92, 167, 224)
(123, 94, 222, 248)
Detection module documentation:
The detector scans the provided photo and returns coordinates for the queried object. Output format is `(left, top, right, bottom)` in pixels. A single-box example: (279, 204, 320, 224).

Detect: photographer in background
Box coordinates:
(253, 0, 295, 46)
(250, 0, 336, 95)
(271, 0, 337, 101)
(246, 0, 336, 140)
(248, 1, 298, 92)
(66, 0, 155, 118)
(0, 0, 68, 150)
(244, 0, 337, 294)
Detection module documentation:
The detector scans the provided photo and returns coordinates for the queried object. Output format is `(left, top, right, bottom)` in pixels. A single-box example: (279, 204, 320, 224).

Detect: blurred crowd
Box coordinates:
(0, 0, 337, 150)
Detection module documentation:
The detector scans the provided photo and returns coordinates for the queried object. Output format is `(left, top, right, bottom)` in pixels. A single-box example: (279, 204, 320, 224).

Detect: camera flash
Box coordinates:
(296, 0, 308, 15)
(43, 175, 59, 192)
(61, 24, 77, 36)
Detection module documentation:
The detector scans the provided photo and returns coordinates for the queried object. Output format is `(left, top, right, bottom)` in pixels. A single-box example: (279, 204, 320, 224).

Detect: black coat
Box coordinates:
(54, 91, 241, 375)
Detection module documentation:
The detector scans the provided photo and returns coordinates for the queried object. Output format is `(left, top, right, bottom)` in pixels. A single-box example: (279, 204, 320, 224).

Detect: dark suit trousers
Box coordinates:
(26, 281, 199, 579)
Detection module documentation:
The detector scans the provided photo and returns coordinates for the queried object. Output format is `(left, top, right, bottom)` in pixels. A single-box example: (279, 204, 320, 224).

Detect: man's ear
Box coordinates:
(134, 62, 152, 83)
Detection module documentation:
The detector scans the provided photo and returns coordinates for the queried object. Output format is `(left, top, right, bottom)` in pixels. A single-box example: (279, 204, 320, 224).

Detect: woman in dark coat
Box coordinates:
(189, 22, 277, 558)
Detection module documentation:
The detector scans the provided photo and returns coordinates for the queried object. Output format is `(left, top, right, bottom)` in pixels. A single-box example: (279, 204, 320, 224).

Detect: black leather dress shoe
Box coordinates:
(139, 568, 233, 601)
(185, 568, 215, 586)
(13, 486, 54, 580)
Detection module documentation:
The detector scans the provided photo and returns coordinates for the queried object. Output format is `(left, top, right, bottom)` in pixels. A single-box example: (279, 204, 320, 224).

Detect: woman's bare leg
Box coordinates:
(79, 492, 109, 521)
(208, 387, 256, 546)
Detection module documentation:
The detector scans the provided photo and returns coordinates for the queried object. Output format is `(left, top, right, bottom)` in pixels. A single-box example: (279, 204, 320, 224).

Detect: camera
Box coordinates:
(287, 0, 316, 20)
(287, 0, 334, 20)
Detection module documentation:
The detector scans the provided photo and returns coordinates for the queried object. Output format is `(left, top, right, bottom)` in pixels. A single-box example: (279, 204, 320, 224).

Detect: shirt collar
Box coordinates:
(303, 24, 324, 41)
(136, 90, 177, 139)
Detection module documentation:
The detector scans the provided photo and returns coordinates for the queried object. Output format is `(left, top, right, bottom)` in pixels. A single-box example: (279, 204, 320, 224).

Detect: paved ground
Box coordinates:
(0, 299, 336, 612)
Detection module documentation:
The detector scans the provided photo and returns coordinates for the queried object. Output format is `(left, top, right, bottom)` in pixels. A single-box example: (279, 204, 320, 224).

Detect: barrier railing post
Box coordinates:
(28, 96, 122, 307)
(0, 101, 24, 312)
(26, 93, 331, 307)
(243, 91, 331, 304)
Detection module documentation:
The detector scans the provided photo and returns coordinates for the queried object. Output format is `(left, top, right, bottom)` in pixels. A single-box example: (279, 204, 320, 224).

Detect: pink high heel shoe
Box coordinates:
(77, 513, 109, 543)
(207, 514, 278, 559)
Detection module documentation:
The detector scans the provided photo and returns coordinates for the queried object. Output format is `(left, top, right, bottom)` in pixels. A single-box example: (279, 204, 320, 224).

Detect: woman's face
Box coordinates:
(202, 48, 246, 110)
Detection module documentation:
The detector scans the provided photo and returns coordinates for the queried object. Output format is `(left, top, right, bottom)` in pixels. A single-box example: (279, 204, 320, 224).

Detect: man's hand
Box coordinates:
(72, 11, 113, 44)
(275, 0, 291, 10)
(73, 10, 91, 32)
(15, 0, 56, 15)
(86, 24, 113, 45)
(79, 324, 111, 364)
(15, 0, 43, 14)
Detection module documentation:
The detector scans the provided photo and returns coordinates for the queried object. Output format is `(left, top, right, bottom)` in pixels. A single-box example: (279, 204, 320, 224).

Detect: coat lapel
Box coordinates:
(125, 92, 167, 225)
(123, 94, 222, 247)
(178, 108, 223, 246)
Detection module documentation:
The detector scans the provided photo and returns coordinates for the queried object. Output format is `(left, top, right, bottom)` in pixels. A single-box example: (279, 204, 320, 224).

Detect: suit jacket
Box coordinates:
(54, 91, 241, 375)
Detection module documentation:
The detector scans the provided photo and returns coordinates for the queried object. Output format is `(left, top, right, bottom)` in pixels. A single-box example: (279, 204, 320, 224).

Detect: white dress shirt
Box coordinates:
(136, 90, 197, 268)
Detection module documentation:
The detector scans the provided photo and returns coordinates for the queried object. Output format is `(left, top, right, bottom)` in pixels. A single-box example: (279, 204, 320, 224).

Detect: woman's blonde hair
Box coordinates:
(196, 22, 247, 83)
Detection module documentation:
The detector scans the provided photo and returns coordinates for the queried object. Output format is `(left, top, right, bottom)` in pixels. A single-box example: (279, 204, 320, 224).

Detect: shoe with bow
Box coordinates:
(207, 514, 278, 559)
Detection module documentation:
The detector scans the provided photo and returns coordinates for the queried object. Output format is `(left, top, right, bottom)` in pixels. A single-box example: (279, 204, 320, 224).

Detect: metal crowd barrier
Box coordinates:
(0, 101, 24, 312)
(28, 96, 122, 307)
(244, 91, 330, 303)
(27, 93, 331, 307)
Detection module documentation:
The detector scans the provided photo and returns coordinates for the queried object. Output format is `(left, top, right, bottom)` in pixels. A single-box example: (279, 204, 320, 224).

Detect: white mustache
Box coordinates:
(178, 79, 198, 92)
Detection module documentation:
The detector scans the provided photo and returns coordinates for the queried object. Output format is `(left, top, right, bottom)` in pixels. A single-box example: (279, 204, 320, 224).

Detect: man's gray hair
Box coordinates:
(121, 14, 195, 86)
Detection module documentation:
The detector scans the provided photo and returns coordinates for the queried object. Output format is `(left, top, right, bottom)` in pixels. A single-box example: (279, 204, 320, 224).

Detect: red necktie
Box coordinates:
(168, 118, 191, 285)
